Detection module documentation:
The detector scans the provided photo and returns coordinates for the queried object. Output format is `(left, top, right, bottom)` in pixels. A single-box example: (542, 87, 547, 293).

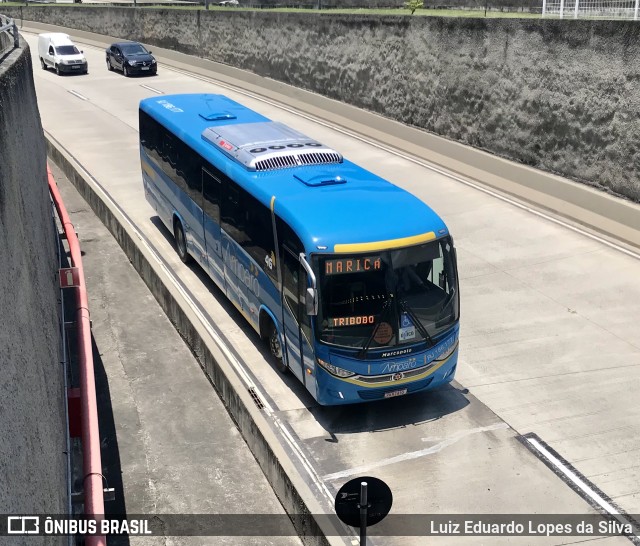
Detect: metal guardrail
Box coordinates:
(48, 165, 107, 546)
(0, 14, 19, 60)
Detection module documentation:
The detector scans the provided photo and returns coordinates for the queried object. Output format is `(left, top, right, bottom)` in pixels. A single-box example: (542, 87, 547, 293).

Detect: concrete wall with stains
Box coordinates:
(0, 35, 67, 543)
(5, 6, 639, 202)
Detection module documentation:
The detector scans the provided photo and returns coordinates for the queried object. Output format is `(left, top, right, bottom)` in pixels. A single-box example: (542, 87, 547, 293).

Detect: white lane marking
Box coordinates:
(163, 64, 640, 263)
(47, 131, 338, 515)
(525, 436, 640, 541)
(140, 84, 163, 94)
(323, 422, 509, 482)
(68, 90, 88, 101)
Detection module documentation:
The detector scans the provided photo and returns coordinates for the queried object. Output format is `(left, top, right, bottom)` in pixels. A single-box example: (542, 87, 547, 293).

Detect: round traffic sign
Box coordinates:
(334, 476, 392, 528)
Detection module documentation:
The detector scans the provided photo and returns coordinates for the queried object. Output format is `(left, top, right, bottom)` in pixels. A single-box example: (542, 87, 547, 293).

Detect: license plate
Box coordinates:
(72, 65, 80, 69)
(384, 388, 407, 399)
(141, 66, 150, 70)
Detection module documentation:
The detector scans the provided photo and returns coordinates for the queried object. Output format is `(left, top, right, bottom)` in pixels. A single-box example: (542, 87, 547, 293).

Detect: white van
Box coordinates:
(38, 33, 88, 75)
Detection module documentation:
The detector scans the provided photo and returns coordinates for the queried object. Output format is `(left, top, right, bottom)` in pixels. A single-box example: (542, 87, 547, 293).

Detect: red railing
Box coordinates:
(48, 165, 106, 546)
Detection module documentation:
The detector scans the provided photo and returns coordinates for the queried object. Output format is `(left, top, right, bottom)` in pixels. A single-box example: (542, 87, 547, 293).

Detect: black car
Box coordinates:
(106, 41, 157, 77)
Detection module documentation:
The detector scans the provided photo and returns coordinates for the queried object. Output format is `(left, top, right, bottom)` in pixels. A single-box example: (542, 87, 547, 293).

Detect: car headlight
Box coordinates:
(151, 59, 157, 64)
(316, 358, 355, 378)
(61, 60, 71, 65)
(128, 60, 136, 66)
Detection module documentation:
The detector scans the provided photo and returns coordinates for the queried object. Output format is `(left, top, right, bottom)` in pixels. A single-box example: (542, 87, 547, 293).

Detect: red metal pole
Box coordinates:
(48, 165, 106, 546)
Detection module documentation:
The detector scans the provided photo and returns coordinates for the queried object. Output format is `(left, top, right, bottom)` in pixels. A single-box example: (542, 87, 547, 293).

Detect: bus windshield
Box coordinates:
(316, 237, 458, 352)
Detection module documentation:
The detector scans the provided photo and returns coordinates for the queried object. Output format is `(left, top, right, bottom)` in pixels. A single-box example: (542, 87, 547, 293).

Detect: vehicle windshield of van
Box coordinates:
(121, 44, 148, 55)
(56, 45, 80, 55)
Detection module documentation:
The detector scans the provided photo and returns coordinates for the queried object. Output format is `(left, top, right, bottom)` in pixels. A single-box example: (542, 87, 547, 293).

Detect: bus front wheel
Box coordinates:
(174, 221, 191, 264)
(268, 322, 287, 374)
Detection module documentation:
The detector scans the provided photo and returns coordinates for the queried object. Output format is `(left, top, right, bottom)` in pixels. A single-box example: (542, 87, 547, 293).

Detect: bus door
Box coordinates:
(201, 168, 224, 288)
(281, 247, 313, 385)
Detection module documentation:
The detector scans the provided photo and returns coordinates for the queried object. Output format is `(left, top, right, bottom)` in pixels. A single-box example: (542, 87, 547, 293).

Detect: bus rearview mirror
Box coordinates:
(306, 288, 318, 316)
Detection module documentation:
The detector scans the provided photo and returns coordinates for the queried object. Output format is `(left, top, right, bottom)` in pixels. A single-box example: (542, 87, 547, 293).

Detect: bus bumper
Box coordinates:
(315, 349, 458, 406)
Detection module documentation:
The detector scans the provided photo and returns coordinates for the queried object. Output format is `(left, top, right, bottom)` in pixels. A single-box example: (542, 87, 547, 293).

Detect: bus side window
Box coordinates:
(276, 216, 304, 297)
(164, 135, 177, 169)
(179, 141, 201, 207)
(283, 248, 300, 323)
(276, 217, 303, 256)
(221, 183, 249, 245)
(283, 249, 311, 340)
(139, 110, 162, 165)
(243, 194, 277, 282)
(202, 169, 220, 224)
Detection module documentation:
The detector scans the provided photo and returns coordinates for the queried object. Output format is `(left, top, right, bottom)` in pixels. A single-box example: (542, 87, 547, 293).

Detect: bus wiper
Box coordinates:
(357, 297, 392, 360)
(398, 299, 435, 347)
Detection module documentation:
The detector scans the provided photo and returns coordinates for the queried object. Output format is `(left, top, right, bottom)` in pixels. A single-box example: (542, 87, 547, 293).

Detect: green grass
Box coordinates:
(0, 0, 540, 19)
(11, 0, 622, 19)
(1, 1, 547, 18)
(0, 0, 623, 17)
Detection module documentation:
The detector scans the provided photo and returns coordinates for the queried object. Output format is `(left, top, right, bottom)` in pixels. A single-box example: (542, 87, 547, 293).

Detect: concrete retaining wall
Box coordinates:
(6, 6, 639, 202)
(0, 36, 66, 541)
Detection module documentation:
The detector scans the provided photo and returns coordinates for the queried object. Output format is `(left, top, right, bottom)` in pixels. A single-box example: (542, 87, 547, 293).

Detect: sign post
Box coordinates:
(359, 481, 368, 545)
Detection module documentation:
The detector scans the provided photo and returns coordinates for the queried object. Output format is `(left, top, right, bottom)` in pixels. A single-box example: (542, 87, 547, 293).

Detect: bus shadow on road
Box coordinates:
(309, 384, 470, 437)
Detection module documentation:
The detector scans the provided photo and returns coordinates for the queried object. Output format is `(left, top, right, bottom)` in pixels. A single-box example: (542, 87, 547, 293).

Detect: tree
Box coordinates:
(404, 0, 424, 14)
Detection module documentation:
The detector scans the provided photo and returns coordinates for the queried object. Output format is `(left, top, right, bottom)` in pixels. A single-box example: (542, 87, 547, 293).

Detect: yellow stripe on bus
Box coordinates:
(333, 231, 436, 253)
(341, 350, 454, 388)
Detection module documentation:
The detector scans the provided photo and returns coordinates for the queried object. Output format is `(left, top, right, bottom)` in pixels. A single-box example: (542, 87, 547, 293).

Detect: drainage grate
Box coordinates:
(248, 387, 265, 410)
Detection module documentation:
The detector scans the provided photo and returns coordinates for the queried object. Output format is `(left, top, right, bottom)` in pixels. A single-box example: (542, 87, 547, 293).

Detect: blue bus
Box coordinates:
(139, 94, 460, 405)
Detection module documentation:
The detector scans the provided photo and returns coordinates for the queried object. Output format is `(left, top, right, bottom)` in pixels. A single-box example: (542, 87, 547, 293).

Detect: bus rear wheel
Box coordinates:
(268, 322, 287, 374)
(174, 221, 191, 264)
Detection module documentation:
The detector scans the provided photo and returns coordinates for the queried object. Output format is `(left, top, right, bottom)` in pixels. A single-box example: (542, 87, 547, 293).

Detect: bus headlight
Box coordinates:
(317, 358, 355, 378)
